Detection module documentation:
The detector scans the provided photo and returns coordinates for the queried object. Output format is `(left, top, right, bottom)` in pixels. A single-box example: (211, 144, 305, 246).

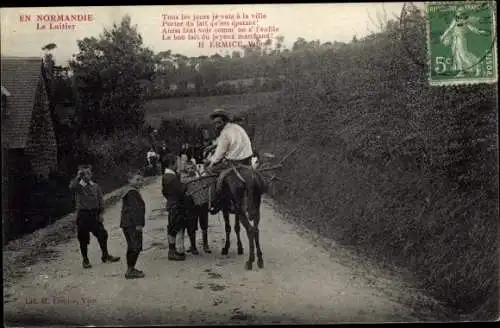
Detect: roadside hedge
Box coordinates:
(252, 13, 498, 319)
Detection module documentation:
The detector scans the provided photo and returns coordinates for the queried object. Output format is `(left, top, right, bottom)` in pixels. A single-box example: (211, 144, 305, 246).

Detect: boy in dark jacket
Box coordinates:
(121, 171, 146, 279)
(162, 154, 188, 261)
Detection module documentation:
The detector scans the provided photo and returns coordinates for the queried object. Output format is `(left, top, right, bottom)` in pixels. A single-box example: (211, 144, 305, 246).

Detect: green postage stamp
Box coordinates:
(426, 1, 497, 86)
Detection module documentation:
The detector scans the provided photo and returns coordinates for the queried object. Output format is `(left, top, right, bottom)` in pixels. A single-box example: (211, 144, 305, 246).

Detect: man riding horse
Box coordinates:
(204, 108, 255, 215)
(204, 108, 268, 270)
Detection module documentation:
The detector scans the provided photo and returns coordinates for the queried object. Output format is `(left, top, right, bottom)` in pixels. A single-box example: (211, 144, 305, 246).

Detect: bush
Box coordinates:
(156, 118, 206, 154)
(251, 12, 498, 319)
(3, 169, 74, 243)
(82, 129, 152, 193)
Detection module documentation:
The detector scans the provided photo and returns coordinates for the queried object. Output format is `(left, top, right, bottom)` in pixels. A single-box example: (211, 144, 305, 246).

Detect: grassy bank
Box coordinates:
(249, 18, 498, 320)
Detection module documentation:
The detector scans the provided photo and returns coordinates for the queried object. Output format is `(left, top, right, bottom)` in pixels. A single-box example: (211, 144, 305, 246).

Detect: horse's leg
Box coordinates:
(176, 227, 186, 254)
(234, 214, 244, 255)
(254, 213, 264, 268)
(237, 212, 255, 270)
(221, 208, 231, 255)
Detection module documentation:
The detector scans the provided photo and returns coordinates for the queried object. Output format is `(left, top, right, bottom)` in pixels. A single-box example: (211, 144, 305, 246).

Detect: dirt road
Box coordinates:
(4, 176, 437, 325)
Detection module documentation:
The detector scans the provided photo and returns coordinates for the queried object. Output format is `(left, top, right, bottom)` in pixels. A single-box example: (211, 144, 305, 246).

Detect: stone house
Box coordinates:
(2, 57, 58, 240)
(1, 56, 57, 179)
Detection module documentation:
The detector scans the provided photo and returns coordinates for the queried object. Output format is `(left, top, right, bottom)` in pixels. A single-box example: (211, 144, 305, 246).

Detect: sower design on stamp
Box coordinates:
(426, 1, 497, 85)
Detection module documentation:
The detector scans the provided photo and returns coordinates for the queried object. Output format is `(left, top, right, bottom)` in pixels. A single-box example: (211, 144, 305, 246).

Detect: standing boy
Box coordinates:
(161, 154, 188, 261)
(171, 152, 209, 257)
(69, 165, 120, 269)
(121, 171, 146, 279)
(178, 162, 196, 256)
(181, 162, 211, 255)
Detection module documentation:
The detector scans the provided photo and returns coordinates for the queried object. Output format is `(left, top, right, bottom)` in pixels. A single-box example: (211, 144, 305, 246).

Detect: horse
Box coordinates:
(219, 152, 261, 257)
(188, 164, 245, 257)
(215, 164, 267, 270)
(194, 143, 266, 269)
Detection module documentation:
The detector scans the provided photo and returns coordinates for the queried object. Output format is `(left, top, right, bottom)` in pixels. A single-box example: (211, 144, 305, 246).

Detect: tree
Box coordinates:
(292, 37, 308, 51)
(242, 41, 261, 58)
(172, 53, 191, 91)
(153, 50, 176, 95)
(262, 38, 273, 56)
(210, 53, 222, 62)
(274, 35, 285, 54)
(309, 39, 321, 49)
(187, 55, 218, 96)
(198, 60, 218, 94)
(155, 50, 175, 74)
(40, 43, 77, 173)
(69, 15, 156, 134)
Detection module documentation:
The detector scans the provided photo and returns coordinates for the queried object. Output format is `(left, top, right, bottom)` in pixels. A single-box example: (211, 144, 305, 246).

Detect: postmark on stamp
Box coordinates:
(426, 1, 497, 86)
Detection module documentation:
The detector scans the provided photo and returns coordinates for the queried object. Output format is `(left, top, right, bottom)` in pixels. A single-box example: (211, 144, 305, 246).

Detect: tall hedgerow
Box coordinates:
(252, 8, 498, 319)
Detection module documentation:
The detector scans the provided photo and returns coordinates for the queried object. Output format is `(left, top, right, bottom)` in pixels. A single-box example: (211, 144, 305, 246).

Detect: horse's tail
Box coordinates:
(251, 169, 268, 195)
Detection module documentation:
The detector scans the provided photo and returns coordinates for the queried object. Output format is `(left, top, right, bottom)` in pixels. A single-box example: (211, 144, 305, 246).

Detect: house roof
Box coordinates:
(1, 57, 44, 149)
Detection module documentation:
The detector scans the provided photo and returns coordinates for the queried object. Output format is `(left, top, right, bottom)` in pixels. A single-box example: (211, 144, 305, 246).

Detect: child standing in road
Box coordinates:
(181, 164, 212, 255)
(162, 154, 188, 261)
(69, 164, 121, 269)
(120, 171, 146, 279)
(180, 161, 205, 255)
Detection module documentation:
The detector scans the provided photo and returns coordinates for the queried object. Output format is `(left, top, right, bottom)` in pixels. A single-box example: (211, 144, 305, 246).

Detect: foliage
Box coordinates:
(82, 129, 152, 192)
(156, 118, 205, 154)
(250, 8, 498, 319)
(69, 15, 156, 134)
(144, 35, 319, 99)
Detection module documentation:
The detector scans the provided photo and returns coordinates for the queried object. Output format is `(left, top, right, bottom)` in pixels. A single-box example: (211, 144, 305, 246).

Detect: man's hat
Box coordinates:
(209, 108, 231, 121)
(232, 114, 243, 122)
(78, 164, 92, 170)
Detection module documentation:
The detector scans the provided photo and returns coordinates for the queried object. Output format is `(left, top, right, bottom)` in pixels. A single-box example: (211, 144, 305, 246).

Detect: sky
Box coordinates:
(0, 3, 417, 65)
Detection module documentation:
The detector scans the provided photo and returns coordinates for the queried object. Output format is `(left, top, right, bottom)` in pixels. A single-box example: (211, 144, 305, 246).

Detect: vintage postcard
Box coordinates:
(2, 3, 498, 326)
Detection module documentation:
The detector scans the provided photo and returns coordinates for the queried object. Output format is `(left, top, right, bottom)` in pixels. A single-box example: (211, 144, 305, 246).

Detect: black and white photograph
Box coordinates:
(1, 2, 498, 325)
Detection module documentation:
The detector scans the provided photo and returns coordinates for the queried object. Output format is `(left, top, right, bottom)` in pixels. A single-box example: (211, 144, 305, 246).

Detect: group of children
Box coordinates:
(70, 164, 148, 279)
(70, 146, 214, 279)
(162, 152, 212, 261)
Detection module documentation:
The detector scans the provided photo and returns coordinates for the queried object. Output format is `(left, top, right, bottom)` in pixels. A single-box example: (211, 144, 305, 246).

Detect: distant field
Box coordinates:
(143, 91, 280, 127)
